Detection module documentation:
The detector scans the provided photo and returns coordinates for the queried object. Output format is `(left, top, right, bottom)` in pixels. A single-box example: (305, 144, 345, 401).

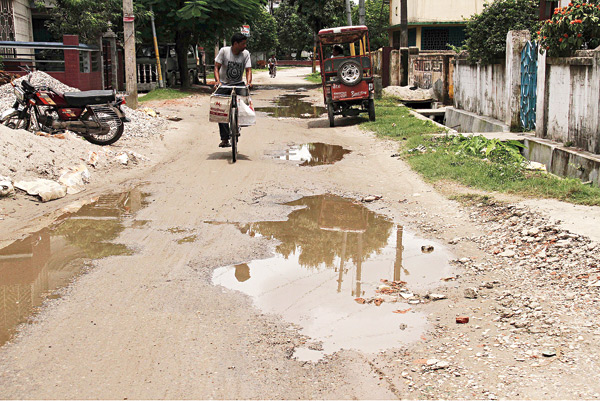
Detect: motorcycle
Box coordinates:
(0, 67, 128, 146)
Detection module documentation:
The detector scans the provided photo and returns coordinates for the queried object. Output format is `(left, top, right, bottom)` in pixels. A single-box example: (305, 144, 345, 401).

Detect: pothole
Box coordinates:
(269, 143, 351, 166)
(212, 195, 454, 355)
(0, 188, 149, 347)
(255, 94, 326, 118)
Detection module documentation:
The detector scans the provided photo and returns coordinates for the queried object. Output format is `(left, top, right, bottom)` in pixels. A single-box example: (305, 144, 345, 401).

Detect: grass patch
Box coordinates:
(360, 97, 446, 139)
(358, 99, 600, 206)
(449, 193, 497, 206)
(139, 88, 195, 103)
(305, 72, 322, 84)
(406, 136, 600, 206)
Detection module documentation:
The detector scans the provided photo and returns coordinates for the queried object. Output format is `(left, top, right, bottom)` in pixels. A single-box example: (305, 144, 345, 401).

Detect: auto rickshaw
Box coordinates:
(317, 25, 376, 127)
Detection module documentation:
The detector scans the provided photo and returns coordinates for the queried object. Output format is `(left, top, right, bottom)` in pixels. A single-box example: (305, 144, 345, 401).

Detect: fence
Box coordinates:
(0, 35, 102, 91)
(451, 29, 600, 154)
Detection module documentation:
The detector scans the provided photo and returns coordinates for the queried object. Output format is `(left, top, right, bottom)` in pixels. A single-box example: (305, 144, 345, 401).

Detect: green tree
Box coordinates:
(273, 0, 312, 58)
(246, 8, 279, 57)
(36, 0, 123, 43)
(140, 0, 266, 88)
(463, 0, 539, 64)
(351, 0, 390, 50)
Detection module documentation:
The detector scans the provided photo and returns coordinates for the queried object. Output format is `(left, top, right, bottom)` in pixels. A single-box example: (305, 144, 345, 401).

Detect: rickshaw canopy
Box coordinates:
(317, 25, 368, 45)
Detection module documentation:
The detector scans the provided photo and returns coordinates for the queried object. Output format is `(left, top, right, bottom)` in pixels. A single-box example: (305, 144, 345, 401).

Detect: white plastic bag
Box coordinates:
(209, 95, 231, 123)
(238, 98, 256, 127)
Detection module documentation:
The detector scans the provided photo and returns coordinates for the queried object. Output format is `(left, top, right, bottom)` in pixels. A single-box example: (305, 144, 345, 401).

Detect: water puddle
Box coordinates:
(0, 189, 148, 347)
(255, 94, 326, 118)
(271, 143, 351, 166)
(212, 195, 453, 355)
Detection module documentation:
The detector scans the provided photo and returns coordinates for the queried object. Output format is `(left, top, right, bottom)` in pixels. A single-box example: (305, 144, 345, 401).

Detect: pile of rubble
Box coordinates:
(0, 71, 167, 139)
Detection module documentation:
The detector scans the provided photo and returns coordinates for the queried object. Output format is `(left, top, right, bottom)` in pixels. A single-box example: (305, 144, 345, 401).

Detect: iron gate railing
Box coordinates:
(520, 41, 538, 131)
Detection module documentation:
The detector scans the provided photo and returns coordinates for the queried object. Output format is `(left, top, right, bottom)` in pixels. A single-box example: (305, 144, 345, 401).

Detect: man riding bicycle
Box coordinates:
(267, 54, 277, 78)
(214, 32, 253, 148)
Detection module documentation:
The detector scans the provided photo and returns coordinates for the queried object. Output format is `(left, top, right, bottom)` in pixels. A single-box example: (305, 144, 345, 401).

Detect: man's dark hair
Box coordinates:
(232, 32, 248, 45)
(333, 45, 344, 55)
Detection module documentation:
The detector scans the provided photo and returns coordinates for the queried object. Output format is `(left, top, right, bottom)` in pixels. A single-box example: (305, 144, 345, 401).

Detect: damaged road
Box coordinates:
(0, 68, 599, 399)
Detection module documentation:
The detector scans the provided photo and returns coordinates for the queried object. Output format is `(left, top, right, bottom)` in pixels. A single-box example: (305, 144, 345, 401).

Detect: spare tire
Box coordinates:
(337, 60, 363, 87)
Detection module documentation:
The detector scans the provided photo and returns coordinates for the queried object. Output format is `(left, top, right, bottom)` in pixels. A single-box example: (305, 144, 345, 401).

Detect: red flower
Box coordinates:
(559, 38, 564, 42)
(564, 33, 569, 37)
(577, 33, 583, 37)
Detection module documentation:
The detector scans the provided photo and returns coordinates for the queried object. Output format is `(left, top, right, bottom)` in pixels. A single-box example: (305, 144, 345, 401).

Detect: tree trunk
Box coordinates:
(176, 29, 192, 89)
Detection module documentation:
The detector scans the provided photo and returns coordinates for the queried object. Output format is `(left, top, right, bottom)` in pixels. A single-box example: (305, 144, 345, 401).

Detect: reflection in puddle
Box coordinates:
(255, 94, 326, 118)
(273, 143, 351, 166)
(212, 195, 453, 354)
(0, 189, 148, 347)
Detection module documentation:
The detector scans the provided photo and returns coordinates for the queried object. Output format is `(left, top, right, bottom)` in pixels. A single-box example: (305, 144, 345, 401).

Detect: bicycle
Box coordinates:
(215, 84, 249, 163)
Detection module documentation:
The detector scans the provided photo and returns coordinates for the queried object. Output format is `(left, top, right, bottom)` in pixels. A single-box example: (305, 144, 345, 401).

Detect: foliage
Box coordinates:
(351, 0, 390, 50)
(139, 0, 266, 88)
(463, 0, 539, 64)
(37, 0, 150, 44)
(537, 0, 600, 57)
(273, 1, 313, 57)
(246, 8, 279, 54)
(436, 135, 525, 165)
(291, 0, 346, 32)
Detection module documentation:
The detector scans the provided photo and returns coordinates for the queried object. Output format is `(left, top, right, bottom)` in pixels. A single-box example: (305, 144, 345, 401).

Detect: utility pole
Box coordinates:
(345, 0, 353, 26)
(149, 5, 164, 88)
(358, 0, 366, 25)
(400, 0, 408, 86)
(400, 0, 408, 48)
(123, 0, 138, 108)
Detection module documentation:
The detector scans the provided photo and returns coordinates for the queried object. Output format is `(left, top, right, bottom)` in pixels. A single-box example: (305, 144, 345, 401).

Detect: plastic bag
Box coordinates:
(238, 98, 256, 127)
(209, 95, 231, 123)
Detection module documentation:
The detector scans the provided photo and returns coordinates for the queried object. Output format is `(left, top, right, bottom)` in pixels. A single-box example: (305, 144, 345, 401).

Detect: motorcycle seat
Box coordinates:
(64, 90, 116, 107)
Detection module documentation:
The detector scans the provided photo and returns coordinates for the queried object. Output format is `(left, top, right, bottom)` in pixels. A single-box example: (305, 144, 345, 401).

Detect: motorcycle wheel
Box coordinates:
(83, 108, 124, 146)
(3, 115, 31, 131)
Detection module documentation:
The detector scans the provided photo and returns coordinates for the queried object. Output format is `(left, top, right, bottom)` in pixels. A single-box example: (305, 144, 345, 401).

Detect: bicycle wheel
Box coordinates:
(230, 106, 238, 163)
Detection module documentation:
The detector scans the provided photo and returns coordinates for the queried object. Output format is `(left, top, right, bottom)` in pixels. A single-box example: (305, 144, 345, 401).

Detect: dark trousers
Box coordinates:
(215, 83, 248, 141)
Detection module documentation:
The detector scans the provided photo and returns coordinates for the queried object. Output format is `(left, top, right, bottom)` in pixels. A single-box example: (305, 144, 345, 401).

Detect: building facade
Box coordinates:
(389, 0, 486, 50)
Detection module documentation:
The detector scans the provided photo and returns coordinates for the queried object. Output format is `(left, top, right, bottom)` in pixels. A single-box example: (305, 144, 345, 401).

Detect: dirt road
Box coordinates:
(1, 68, 599, 399)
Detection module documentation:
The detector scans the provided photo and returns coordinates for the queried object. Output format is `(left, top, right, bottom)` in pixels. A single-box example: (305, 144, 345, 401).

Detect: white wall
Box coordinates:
(453, 61, 507, 122)
(390, 0, 485, 25)
(536, 51, 600, 154)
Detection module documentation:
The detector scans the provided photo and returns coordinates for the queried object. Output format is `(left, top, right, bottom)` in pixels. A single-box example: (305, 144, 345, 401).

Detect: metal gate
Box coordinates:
(520, 41, 538, 131)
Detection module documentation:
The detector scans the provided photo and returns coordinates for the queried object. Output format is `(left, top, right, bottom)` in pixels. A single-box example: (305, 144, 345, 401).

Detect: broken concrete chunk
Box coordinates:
(421, 245, 434, 253)
(464, 287, 479, 299)
(14, 179, 67, 202)
(0, 176, 14, 197)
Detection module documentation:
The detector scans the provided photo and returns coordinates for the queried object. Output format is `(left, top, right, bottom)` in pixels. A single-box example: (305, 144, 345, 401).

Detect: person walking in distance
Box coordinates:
(214, 32, 253, 147)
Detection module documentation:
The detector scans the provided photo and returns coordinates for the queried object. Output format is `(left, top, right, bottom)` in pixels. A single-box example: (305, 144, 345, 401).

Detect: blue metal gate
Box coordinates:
(520, 41, 538, 131)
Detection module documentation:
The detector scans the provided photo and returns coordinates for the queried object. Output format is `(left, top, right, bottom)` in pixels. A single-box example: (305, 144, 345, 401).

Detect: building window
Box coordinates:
(0, 0, 15, 41)
(422, 27, 465, 51)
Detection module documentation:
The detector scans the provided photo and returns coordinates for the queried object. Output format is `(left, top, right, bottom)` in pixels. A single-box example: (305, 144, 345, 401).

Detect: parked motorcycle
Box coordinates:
(0, 68, 128, 145)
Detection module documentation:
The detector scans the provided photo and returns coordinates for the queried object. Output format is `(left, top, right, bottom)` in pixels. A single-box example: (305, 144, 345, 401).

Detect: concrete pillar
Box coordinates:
(400, 47, 409, 86)
(103, 28, 119, 90)
(590, 47, 600, 154)
(535, 48, 547, 138)
(504, 30, 530, 131)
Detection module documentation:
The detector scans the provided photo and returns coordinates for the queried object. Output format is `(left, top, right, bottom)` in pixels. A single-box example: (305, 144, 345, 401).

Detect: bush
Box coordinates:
(537, 0, 600, 57)
(463, 0, 539, 64)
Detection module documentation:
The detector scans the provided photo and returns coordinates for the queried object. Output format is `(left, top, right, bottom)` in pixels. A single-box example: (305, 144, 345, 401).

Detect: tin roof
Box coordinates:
(318, 25, 369, 44)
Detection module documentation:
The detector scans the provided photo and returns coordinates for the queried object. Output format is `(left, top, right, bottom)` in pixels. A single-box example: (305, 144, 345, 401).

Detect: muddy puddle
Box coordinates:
(255, 94, 326, 118)
(212, 195, 453, 358)
(0, 189, 148, 347)
(271, 143, 351, 166)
